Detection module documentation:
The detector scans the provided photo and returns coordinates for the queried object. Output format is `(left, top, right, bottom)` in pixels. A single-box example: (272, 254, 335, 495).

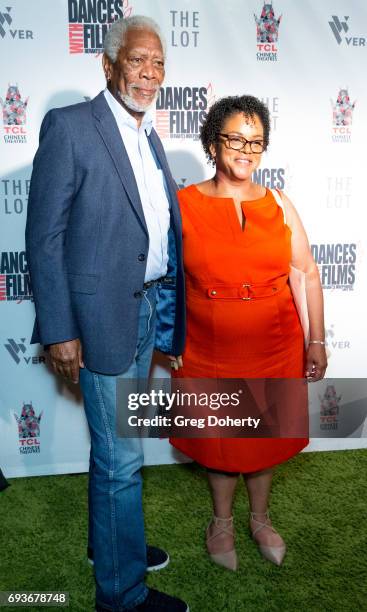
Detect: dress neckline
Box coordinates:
(189, 183, 269, 205)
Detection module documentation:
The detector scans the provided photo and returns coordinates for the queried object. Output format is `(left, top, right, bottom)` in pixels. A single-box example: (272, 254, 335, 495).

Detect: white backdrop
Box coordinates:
(0, 0, 366, 478)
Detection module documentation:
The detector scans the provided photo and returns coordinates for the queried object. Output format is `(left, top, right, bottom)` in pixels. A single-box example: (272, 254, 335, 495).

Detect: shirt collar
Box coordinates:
(104, 88, 153, 135)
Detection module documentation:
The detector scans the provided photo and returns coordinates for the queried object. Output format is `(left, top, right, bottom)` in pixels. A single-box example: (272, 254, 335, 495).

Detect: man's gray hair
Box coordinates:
(104, 15, 166, 63)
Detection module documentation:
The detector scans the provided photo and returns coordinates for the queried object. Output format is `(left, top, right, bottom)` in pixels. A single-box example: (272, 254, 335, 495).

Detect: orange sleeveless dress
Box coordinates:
(170, 185, 309, 472)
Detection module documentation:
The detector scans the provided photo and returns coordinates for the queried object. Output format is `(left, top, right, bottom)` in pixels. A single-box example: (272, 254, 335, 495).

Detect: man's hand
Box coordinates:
(49, 339, 85, 384)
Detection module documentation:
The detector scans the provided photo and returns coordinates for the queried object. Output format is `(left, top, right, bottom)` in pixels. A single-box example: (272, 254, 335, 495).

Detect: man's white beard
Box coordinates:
(118, 87, 158, 113)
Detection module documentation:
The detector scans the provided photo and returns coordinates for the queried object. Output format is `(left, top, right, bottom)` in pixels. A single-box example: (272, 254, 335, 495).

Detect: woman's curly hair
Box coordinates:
(200, 95, 270, 165)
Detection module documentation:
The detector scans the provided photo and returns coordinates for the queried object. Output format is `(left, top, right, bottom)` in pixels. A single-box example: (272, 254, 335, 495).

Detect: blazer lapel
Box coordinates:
(91, 92, 148, 236)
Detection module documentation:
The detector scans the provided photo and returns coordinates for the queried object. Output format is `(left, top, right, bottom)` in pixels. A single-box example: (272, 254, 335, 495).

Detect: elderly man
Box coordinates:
(25, 15, 188, 612)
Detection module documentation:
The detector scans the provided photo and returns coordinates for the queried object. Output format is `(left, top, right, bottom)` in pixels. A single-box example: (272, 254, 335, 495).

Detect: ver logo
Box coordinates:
(328, 15, 349, 45)
(5, 337, 26, 364)
(0, 6, 12, 38)
(0, 5, 33, 39)
(4, 338, 46, 365)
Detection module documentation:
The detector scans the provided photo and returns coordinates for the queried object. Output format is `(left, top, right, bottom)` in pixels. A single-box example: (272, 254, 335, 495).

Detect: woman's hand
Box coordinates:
(305, 344, 327, 382)
(167, 355, 183, 371)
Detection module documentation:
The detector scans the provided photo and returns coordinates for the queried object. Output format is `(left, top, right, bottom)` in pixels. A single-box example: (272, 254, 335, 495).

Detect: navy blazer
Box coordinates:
(25, 92, 186, 374)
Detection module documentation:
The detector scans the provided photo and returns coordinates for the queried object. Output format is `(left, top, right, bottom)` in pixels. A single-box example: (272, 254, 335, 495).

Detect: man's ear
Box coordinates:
(102, 53, 112, 82)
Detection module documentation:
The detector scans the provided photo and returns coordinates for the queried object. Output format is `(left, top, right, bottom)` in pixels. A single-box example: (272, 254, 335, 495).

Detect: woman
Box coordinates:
(169, 95, 327, 570)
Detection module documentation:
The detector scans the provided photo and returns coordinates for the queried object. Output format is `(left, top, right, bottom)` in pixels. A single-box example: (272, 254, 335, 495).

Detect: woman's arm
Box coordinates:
(281, 192, 327, 381)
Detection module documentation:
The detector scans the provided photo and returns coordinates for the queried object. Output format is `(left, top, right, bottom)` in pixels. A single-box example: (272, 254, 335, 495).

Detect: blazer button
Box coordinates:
(134, 291, 141, 298)
(138, 254, 146, 262)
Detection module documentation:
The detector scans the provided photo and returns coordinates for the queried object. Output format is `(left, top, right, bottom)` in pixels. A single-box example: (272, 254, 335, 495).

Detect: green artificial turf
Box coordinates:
(0, 449, 366, 612)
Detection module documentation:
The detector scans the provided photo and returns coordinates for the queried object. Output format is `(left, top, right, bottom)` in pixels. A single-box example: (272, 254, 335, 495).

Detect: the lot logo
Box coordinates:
(68, 0, 128, 54)
(4, 338, 46, 365)
(254, 2, 281, 62)
(170, 10, 199, 47)
(0, 85, 29, 143)
(331, 88, 356, 143)
(0, 6, 34, 39)
(155, 84, 214, 141)
(329, 15, 366, 47)
(1, 176, 30, 215)
(320, 385, 340, 431)
(14, 402, 42, 454)
(326, 176, 352, 209)
(311, 243, 356, 291)
(0, 251, 33, 302)
(260, 96, 279, 130)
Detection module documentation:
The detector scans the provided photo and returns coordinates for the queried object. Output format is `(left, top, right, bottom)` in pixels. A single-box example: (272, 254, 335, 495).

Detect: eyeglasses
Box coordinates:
(218, 133, 265, 154)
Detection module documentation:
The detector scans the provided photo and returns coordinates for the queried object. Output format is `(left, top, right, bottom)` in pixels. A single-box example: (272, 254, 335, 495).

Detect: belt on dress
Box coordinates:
(187, 275, 289, 301)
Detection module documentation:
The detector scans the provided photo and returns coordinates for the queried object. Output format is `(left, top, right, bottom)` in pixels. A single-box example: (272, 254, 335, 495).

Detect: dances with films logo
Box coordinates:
(311, 243, 356, 291)
(0, 251, 33, 302)
(254, 2, 282, 62)
(0, 5, 34, 40)
(331, 88, 356, 143)
(14, 402, 42, 455)
(0, 84, 29, 143)
(155, 84, 215, 141)
(68, 0, 131, 54)
(253, 167, 285, 189)
(178, 167, 286, 192)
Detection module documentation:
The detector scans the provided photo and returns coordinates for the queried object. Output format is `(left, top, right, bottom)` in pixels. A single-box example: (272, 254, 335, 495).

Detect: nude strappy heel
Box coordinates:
(206, 515, 238, 571)
(250, 510, 286, 566)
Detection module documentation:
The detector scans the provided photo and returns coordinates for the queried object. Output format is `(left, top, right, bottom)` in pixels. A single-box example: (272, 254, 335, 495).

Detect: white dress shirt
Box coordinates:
(104, 88, 170, 282)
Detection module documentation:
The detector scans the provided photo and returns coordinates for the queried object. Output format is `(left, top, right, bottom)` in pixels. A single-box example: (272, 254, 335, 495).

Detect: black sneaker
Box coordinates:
(88, 545, 170, 572)
(95, 588, 189, 611)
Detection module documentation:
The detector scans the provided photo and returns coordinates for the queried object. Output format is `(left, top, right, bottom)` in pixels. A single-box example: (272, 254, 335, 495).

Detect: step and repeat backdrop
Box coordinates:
(1, 0, 366, 477)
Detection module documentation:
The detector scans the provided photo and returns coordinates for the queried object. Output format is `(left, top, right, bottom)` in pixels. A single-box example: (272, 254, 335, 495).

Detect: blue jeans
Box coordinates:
(79, 286, 157, 611)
